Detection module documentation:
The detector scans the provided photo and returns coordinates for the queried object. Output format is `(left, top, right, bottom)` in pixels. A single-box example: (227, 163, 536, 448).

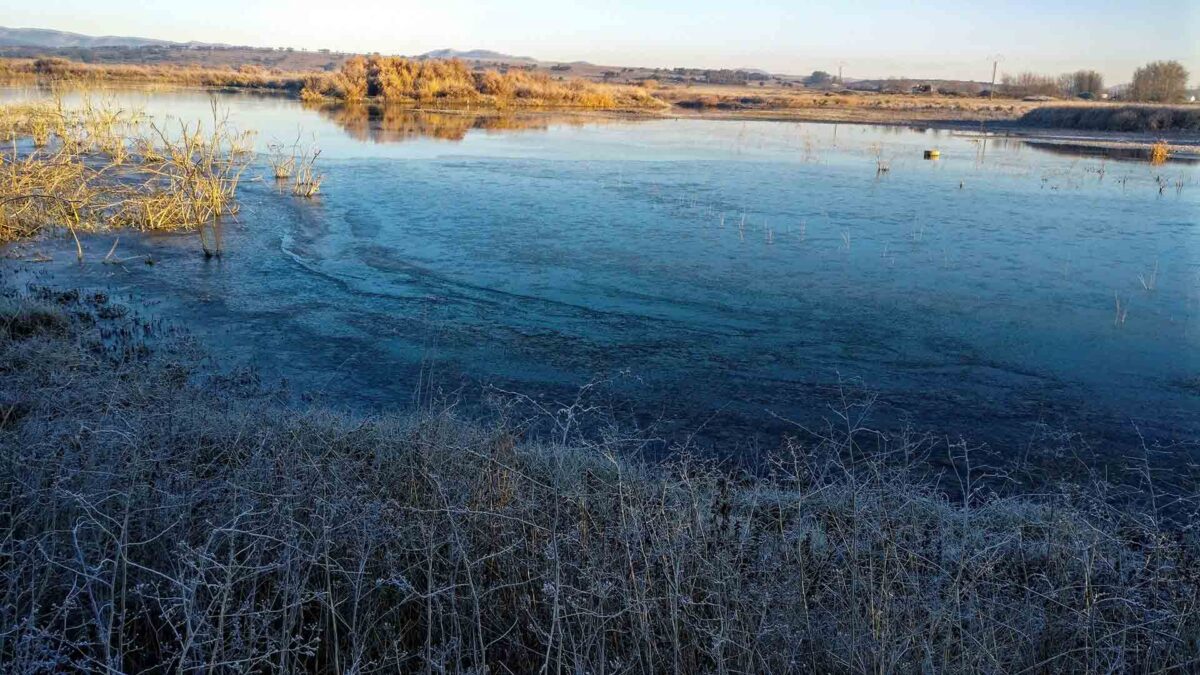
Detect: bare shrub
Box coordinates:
(1001, 72, 1061, 98)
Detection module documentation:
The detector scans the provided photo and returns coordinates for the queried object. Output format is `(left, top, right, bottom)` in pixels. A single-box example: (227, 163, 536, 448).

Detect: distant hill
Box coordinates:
(417, 49, 535, 64)
(0, 26, 188, 49)
(0, 26, 231, 50)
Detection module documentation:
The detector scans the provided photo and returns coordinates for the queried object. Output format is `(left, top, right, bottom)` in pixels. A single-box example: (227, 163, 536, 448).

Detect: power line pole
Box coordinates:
(988, 54, 1003, 98)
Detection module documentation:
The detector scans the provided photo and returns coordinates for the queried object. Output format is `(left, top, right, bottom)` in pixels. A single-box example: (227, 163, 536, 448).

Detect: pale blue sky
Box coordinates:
(5, 0, 1197, 82)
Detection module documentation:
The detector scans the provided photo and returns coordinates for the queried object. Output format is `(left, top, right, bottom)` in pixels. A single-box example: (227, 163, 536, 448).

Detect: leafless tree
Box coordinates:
(1130, 60, 1190, 102)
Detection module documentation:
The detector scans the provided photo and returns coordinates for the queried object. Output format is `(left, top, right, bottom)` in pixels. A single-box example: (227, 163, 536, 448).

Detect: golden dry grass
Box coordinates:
(0, 56, 307, 92)
(299, 55, 667, 109)
(0, 96, 250, 256)
(1150, 140, 1170, 164)
(1, 56, 663, 110)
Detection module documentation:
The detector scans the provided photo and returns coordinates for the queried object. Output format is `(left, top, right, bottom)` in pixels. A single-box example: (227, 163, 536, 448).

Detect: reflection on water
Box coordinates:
(307, 102, 617, 144)
(1020, 140, 1199, 164)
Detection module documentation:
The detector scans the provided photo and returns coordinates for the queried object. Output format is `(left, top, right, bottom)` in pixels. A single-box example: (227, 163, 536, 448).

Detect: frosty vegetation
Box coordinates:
(1, 287, 1198, 673)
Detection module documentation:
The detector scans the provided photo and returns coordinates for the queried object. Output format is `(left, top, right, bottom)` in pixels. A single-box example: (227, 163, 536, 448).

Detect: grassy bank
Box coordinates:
(1020, 105, 1200, 132)
(1, 286, 1197, 673)
(0, 56, 307, 92)
(664, 87, 1034, 119)
(9, 57, 1200, 131)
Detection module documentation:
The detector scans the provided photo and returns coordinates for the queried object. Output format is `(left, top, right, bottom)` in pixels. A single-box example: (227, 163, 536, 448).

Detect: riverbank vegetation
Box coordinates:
(1, 286, 1197, 673)
(1019, 105, 1200, 132)
(5, 54, 1196, 126)
(0, 56, 307, 92)
(0, 98, 247, 255)
(0, 55, 665, 109)
(299, 55, 666, 108)
(666, 88, 1032, 117)
(1001, 61, 1191, 103)
(1000, 71, 1104, 99)
(0, 96, 326, 253)
(1131, 61, 1193, 103)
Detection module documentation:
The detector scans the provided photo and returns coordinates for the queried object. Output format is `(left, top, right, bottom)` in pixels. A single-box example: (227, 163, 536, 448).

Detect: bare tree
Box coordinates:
(1000, 71, 1060, 97)
(1129, 60, 1190, 102)
(1070, 69, 1104, 97)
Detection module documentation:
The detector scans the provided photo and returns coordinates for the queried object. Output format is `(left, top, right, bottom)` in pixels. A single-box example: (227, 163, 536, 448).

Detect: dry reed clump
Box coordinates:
(267, 139, 298, 179)
(291, 144, 323, 197)
(266, 134, 323, 196)
(300, 55, 667, 109)
(0, 98, 249, 255)
(0, 144, 94, 243)
(1, 288, 1197, 674)
(1149, 140, 1170, 165)
(0, 101, 59, 146)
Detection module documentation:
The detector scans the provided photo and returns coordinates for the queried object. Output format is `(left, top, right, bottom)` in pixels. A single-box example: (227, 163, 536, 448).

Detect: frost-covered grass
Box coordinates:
(1020, 105, 1200, 132)
(1, 287, 1198, 673)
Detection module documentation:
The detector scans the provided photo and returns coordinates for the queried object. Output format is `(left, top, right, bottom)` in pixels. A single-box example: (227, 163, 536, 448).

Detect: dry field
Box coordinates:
(658, 82, 1109, 124)
(0, 56, 308, 92)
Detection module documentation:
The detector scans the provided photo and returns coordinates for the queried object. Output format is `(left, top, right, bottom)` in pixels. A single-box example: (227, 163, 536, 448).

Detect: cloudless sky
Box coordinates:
(5, 0, 1197, 82)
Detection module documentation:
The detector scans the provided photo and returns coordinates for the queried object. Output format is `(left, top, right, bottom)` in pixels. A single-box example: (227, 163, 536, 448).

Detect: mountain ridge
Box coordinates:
(0, 26, 225, 49)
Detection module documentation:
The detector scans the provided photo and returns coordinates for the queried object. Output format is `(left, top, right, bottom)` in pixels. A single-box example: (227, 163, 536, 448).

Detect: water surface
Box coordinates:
(6, 87, 1199, 458)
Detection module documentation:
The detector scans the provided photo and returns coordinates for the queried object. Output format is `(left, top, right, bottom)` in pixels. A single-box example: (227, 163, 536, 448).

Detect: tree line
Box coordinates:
(1002, 60, 1190, 102)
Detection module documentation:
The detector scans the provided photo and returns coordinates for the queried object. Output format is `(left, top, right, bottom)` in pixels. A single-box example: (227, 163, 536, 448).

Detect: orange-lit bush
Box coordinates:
(300, 56, 665, 109)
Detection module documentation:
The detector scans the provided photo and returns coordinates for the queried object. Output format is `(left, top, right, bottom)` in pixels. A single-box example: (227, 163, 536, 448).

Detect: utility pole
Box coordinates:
(988, 54, 1003, 98)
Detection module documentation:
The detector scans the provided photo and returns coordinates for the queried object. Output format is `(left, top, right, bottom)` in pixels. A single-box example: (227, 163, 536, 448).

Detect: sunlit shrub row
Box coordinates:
(300, 55, 665, 108)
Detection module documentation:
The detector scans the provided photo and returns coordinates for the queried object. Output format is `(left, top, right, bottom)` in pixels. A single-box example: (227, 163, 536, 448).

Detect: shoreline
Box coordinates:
(349, 102, 1200, 159)
(297, 95, 1200, 158)
(5, 78, 1197, 157)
